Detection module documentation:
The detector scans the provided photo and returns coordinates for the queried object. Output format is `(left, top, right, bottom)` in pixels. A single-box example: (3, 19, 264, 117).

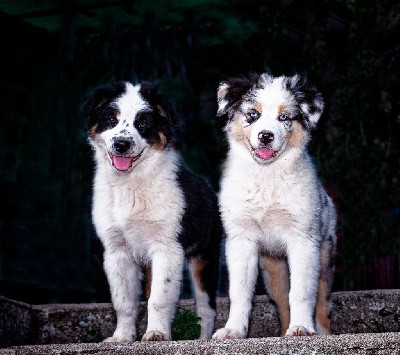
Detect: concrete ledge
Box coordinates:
(3, 333, 400, 355)
(1, 289, 400, 350)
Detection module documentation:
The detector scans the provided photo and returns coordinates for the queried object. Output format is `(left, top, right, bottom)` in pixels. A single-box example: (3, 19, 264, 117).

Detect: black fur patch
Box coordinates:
(218, 73, 261, 117)
(83, 81, 181, 148)
(177, 165, 222, 309)
(83, 81, 126, 134)
(284, 76, 323, 129)
(136, 82, 181, 147)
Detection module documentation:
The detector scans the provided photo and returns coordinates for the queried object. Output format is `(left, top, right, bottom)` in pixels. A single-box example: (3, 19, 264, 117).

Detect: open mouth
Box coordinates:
(254, 147, 275, 160)
(109, 149, 144, 171)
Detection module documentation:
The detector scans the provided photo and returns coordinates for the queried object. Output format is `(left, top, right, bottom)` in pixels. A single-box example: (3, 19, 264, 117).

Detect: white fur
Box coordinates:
(92, 147, 186, 341)
(212, 75, 336, 340)
(90, 83, 187, 342)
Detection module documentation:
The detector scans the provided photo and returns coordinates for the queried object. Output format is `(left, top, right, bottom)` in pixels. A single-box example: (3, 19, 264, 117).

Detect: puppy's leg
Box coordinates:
(314, 234, 336, 335)
(286, 238, 320, 336)
(103, 242, 141, 343)
(259, 255, 290, 336)
(142, 246, 184, 341)
(212, 236, 259, 340)
(188, 255, 218, 340)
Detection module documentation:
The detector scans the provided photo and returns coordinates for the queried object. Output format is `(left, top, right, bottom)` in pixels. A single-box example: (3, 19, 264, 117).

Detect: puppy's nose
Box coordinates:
(258, 131, 274, 145)
(114, 139, 131, 154)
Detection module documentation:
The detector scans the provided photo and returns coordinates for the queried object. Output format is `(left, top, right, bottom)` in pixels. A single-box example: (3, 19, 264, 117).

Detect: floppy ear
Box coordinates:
(83, 87, 110, 118)
(82, 81, 127, 121)
(216, 73, 261, 118)
(217, 83, 231, 116)
(286, 74, 324, 129)
(139, 81, 180, 129)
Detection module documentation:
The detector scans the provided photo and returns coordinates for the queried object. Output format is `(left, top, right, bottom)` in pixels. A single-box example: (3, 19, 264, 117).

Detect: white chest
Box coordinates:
(92, 166, 185, 254)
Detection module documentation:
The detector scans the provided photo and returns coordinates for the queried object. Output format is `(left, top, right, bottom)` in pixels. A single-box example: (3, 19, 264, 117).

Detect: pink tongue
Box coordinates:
(112, 156, 133, 171)
(256, 147, 274, 160)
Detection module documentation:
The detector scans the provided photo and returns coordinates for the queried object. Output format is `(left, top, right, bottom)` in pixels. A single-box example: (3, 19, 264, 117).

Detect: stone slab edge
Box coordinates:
(2, 332, 400, 355)
(1, 289, 400, 347)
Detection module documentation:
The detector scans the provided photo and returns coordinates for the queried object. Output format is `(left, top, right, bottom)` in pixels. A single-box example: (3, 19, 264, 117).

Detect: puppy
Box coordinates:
(84, 81, 222, 342)
(212, 73, 337, 339)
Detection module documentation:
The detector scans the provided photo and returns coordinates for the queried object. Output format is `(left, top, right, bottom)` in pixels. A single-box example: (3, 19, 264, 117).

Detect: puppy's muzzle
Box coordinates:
(258, 131, 274, 145)
(114, 138, 134, 154)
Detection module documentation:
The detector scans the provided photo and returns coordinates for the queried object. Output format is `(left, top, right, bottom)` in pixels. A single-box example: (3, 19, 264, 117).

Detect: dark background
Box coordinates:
(0, 0, 399, 305)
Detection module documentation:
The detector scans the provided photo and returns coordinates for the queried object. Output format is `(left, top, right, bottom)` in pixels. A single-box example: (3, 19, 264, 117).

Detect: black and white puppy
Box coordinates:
(84, 81, 222, 342)
(212, 73, 337, 339)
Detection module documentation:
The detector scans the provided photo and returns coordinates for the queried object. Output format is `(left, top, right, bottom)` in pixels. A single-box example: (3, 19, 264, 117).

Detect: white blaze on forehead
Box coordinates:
(254, 76, 294, 116)
(242, 77, 297, 152)
(114, 82, 150, 119)
(99, 82, 149, 153)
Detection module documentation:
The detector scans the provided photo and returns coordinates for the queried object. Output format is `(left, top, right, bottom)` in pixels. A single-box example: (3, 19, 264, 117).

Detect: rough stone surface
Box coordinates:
(2, 333, 400, 355)
(1, 289, 400, 349)
(331, 290, 400, 334)
(0, 296, 33, 347)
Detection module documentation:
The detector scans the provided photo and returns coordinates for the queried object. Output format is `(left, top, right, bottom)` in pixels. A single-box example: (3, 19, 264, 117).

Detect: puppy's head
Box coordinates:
(83, 81, 179, 172)
(217, 73, 324, 164)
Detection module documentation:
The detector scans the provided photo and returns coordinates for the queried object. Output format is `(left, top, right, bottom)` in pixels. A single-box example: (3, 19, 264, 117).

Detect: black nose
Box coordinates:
(258, 131, 274, 145)
(114, 139, 131, 154)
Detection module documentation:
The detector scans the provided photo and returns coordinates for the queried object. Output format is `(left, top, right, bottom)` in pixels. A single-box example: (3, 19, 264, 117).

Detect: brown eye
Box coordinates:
(109, 117, 118, 125)
(137, 120, 147, 129)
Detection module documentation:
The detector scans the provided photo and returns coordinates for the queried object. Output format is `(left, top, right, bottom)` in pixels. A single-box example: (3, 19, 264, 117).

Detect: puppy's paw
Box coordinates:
(141, 330, 169, 341)
(103, 334, 134, 343)
(285, 326, 316, 336)
(212, 327, 244, 340)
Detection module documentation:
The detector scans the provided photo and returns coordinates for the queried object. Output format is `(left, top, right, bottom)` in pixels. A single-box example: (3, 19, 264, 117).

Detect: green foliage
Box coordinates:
(80, 324, 104, 343)
(171, 309, 201, 341)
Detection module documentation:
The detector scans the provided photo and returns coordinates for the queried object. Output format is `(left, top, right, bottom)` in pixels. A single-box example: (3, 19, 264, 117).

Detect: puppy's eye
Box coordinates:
(278, 112, 289, 121)
(246, 110, 260, 123)
(137, 119, 149, 129)
(109, 117, 118, 126)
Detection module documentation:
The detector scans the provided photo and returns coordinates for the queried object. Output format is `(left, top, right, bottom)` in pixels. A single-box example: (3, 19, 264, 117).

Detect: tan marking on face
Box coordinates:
(89, 123, 98, 139)
(145, 266, 152, 299)
(278, 104, 286, 114)
(151, 132, 168, 151)
(229, 114, 253, 151)
(190, 257, 205, 292)
(260, 254, 290, 336)
(286, 121, 308, 149)
(254, 101, 263, 113)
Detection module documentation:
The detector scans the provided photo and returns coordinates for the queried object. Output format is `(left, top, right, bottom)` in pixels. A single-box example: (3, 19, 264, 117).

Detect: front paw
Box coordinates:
(212, 327, 245, 340)
(141, 330, 169, 341)
(285, 326, 316, 336)
(103, 334, 134, 343)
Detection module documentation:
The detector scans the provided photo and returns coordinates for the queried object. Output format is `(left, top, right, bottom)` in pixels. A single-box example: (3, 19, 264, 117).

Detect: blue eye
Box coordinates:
(247, 110, 260, 123)
(278, 112, 289, 121)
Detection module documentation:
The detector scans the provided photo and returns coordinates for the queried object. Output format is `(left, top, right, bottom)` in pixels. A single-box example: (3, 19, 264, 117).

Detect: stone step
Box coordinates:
(2, 333, 400, 355)
(1, 289, 400, 353)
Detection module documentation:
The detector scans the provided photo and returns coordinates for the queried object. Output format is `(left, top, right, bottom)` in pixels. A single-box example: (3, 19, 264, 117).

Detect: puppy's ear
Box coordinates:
(286, 74, 324, 129)
(216, 73, 261, 118)
(83, 81, 127, 120)
(83, 88, 109, 118)
(217, 83, 231, 116)
(139, 81, 180, 129)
